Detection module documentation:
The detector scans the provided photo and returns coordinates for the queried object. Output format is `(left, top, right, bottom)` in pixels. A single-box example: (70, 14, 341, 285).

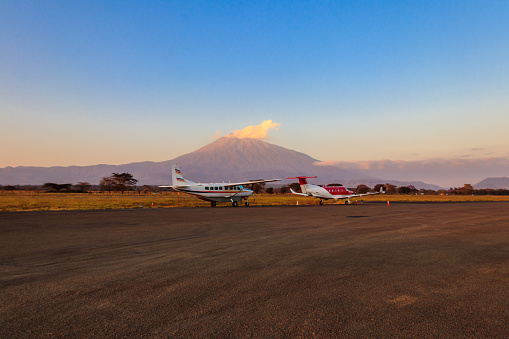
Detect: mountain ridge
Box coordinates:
(1, 137, 441, 189)
(474, 177, 509, 189)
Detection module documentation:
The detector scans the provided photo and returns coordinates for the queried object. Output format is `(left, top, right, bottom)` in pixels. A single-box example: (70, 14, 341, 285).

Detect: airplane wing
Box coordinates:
(224, 182, 279, 199)
(357, 186, 385, 197)
(332, 186, 385, 199)
(159, 185, 193, 188)
(227, 179, 281, 186)
(355, 192, 377, 197)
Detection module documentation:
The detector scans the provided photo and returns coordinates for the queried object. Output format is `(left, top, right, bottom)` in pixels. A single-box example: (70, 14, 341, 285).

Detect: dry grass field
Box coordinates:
(1, 191, 509, 211)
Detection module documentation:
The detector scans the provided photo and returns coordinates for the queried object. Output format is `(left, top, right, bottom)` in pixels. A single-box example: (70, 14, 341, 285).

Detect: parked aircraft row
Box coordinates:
(162, 164, 384, 207)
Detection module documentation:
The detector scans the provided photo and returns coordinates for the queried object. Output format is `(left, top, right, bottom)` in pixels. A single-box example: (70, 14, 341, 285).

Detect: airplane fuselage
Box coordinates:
(174, 183, 253, 203)
(301, 184, 354, 200)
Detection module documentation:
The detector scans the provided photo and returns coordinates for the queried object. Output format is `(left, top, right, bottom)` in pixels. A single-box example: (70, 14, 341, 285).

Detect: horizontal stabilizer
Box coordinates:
(286, 176, 317, 180)
(290, 188, 309, 196)
(286, 176, 317, 185)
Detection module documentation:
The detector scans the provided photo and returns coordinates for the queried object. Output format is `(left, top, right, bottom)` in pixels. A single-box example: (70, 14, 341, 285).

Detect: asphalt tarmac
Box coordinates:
(1, 202, 509, 338)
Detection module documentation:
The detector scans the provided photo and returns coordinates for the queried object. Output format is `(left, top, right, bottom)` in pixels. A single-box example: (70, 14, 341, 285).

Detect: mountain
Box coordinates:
(0, 137, 439, 189)
(474, 177, 509, 189)
(170, 137, 366, 183)
(0, 138, 360, 185)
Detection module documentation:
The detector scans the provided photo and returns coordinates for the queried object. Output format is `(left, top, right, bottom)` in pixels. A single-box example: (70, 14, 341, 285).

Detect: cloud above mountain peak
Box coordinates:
(221, 120, 281, 140)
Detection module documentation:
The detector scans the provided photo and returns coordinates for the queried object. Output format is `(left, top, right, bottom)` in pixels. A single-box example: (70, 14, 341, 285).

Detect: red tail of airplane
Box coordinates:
(286, 176, 317, 185)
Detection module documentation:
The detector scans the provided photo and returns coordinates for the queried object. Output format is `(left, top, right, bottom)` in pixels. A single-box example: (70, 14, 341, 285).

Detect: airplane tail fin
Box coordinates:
(286, 176, 317, 195)
(172, 163, 195, 187)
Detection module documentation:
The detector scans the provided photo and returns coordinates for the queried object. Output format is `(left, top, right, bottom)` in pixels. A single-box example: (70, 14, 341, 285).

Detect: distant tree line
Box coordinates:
(2, 178, 509, 196)
(444, 184, 509, 196)
(0, 173, 141, 194)
(267, 183, 509, 196)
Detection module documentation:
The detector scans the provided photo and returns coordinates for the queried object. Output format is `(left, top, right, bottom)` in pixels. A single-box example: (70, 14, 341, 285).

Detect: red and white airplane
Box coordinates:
(287, 176, 384, 205)
(161, 164, 280, 207)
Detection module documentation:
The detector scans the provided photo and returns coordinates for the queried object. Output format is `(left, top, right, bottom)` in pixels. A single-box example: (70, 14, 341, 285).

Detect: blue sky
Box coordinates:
(1, 1, 508, 185)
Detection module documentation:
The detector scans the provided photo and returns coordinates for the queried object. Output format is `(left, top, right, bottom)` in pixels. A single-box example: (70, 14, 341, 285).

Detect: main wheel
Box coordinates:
(319, 200, 323, 205)
(232, 201, 238, 207)
(245, 201, 250, 207)
(345, 200, 350, 205)
(211, 202, 217, 207)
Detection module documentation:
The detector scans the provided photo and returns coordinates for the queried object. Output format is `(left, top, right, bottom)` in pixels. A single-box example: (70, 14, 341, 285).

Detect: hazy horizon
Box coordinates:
(2, 135, 508, 188)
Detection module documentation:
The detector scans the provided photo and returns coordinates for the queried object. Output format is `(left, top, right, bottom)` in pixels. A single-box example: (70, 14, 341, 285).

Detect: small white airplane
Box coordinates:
(287, 176, 384, 205)
(161, 164, 280, 207)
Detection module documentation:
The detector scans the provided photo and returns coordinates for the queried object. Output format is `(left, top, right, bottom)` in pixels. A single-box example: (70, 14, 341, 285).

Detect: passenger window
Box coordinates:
(205, 187, 209, 190)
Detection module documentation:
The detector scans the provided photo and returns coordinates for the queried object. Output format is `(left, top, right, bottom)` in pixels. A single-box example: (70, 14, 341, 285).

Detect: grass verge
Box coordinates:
(1, 191, 509, 211)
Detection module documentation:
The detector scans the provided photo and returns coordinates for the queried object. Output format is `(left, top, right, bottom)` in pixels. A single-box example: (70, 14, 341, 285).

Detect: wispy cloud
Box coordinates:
(221, 120, 281, 140)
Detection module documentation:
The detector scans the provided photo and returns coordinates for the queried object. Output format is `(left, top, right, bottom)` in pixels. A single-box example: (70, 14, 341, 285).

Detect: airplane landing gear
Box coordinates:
(319, 200, 324, 205)
(211, 202, 217, 207)
(345, 200, 350, 205)
(245, 201, 250, 206)
(232, 201, 238, 207)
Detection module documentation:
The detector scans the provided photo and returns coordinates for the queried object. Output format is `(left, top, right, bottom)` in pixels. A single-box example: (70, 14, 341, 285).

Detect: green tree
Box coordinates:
(100, 173, 138, 193)
(42, 183, 72, 192)
(289, 182, 301, 193)
(251, 183, 263, 194)
(99, 177, 114, 193)
(456, 184, 474, 195)
(397, 186, 412, 194)
(141, 185, 156, 194)
(279, 186, 290, 194)
(74, 182, 91, 193)
(385, 183, 397, 194)
(111, 173, 138, 193)
(356, 184, 370, 194)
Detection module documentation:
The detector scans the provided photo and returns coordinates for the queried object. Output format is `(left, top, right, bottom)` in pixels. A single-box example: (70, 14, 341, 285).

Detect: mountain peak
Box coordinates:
(0, 137, 365, 185)
(175, 137, 318, 173)
(195, 137, 283, 153)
